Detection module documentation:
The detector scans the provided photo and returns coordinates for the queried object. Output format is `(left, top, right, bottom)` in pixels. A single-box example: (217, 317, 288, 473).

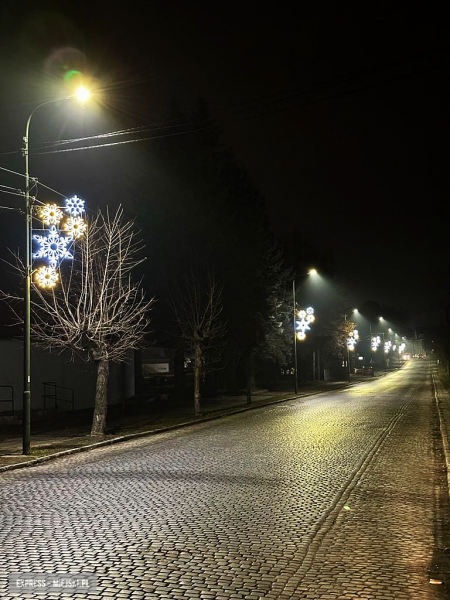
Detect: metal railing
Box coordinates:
(0, 385, 14, 415)
(42, 382, 75, 411)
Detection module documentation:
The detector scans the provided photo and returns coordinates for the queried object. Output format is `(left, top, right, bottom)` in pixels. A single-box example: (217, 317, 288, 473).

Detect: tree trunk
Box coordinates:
(193, 344, 202, 416)
(91, 359, 110, 437)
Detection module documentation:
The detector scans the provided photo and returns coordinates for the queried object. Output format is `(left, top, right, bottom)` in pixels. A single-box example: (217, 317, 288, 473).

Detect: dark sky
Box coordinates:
(0, 1, 449, 328)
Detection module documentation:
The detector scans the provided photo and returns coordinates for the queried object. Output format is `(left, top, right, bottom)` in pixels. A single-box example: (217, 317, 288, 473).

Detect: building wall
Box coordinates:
(0, 340, 135, 413)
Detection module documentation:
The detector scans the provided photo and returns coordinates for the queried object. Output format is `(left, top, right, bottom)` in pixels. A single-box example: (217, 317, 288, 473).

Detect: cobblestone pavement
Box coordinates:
(0, 360, 448, 599)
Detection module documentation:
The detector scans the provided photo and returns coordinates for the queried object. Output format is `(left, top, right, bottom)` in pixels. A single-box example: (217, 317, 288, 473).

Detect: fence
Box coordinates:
(42, 382, 75, 411)
(0, 385, 14, 415)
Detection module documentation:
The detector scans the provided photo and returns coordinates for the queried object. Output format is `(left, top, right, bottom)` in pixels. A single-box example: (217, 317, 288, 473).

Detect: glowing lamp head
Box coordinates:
(75, 86, 91, 102)
(308, 269, 318, 276)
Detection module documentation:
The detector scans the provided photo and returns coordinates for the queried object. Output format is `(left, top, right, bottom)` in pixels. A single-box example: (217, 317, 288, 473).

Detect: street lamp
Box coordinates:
(293, 269, 318, 394)
(22, 88, 90, 455)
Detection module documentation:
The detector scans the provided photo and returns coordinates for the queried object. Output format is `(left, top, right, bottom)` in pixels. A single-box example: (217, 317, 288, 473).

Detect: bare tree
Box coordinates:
(3, 207, 154, 437)
(170, 268, 227, 416)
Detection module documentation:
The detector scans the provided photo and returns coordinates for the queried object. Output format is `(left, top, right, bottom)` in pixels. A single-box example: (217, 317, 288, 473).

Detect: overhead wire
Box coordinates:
(1, 46, 447, 158)
(28, 60, 448, 157)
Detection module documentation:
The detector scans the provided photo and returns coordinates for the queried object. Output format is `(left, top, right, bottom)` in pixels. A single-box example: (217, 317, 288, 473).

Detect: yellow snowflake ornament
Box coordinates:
(64, 216, 87, 239)
(39, 204, 64, 226)
(34, 266, 59, 289)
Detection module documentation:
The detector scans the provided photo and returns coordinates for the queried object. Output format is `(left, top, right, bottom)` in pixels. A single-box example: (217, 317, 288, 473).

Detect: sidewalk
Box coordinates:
(0, 374, 385, 473)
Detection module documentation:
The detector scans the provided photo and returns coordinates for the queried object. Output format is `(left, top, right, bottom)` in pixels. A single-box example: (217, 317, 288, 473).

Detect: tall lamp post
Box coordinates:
(293, 269, 318, 394)
(21, 87, 91, 455)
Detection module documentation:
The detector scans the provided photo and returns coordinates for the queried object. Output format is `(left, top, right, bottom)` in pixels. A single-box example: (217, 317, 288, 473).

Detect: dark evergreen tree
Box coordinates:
(135, 99, 293, 399)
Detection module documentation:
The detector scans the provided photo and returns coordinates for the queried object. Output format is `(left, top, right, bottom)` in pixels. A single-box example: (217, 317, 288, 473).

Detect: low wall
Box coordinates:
(0, 340, 134, 413)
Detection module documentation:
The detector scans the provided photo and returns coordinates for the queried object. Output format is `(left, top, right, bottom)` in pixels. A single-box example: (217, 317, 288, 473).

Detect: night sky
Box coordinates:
(0, 2, 448, 328)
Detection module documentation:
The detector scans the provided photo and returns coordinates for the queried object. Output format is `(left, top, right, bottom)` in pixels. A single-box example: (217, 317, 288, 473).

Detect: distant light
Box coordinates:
(75, 86, 91, 102)
(347, 329, 358, 351)
(379, 316, 385, 322)
(371, 336, 381, 352)
(308, 268, 318, 276)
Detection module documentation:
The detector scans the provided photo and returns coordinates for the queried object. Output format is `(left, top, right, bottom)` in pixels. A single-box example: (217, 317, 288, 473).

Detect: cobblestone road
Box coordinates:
(0, 360, 448, 599)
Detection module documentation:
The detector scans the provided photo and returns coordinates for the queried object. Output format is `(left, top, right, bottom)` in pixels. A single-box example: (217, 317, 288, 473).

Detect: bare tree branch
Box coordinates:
(1, 207, 154, 436)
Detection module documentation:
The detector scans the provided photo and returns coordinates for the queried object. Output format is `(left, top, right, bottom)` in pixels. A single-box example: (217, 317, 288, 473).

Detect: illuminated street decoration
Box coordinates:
(295, 306, 315, 341)
(347, 329, 359, 351)
(384, 340, 392, 354)
(64, 216, 87, 239)
(33, 225, 73, 268)
(399, 342, 406, 354)
(34, 265, 59, 289)
(39, 203, 64, 226)
(371, 336, 381, 352)
(65, 195, 85, 217)
(32, 196, 87, 288)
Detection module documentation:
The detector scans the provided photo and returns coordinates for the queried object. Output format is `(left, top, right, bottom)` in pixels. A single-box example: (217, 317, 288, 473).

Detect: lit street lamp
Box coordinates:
(22, 89, 90, 455)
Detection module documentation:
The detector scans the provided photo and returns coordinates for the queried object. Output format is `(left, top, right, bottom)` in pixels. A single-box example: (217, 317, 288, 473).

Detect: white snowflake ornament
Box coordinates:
(65, 195, 85, 217)
(33, 226, 73, 268)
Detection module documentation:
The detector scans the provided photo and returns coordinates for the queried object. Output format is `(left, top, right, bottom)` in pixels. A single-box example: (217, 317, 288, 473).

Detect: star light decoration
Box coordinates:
(295, 306, 315, 341)
(32, 195, 87, 289)
(347, 329, 359, 351)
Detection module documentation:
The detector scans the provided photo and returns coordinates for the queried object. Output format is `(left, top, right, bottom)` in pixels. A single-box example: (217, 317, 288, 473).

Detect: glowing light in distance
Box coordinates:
(34, 266, 59, 289)
(347, 329, 359, 351)
(308, 268, 318, 276)
(371, 336, 380, 352)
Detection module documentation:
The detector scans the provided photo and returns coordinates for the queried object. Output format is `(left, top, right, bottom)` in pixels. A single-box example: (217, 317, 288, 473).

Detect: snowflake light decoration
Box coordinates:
(34, 265, 59, 289)
(39, 203, 64, 225)
(347, 329, 359, 351)
(65, 195, 85, 217)
(295, 306, 315, 341)
(64, 216, 87, 239)
(33, 225, 73, 268)
(371, 336, 381, 352)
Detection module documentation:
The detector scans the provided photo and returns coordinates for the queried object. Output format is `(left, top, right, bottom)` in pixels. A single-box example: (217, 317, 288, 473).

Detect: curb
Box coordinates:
(432, 368, 450, 498)
(0, 376, 383, 475)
